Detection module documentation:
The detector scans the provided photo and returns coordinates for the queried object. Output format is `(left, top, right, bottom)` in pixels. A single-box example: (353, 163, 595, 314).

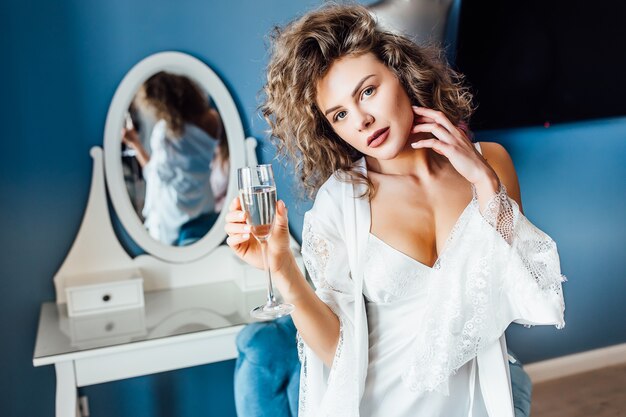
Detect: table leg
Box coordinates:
(55, 361, 79, 417)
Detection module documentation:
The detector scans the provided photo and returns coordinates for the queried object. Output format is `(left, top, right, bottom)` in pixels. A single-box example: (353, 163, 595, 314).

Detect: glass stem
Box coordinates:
(259, 240, 276, 306)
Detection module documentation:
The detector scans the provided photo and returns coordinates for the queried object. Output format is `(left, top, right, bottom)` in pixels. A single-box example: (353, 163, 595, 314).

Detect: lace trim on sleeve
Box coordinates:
(297, 312, 349, 417)
(301, 213, 336, 290)
(509, 215, 567, 330)
(473, 182, 566, 329)
(403, 183, 566, 395)
(299, 213, 356, 416)
(324, 303, 347, 383)
(472, 182, 515, 244)
(296, 331, 308, 413)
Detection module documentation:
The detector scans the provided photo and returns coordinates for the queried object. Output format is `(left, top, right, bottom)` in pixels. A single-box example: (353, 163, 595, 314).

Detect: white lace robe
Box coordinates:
(298, 152, 566, 417)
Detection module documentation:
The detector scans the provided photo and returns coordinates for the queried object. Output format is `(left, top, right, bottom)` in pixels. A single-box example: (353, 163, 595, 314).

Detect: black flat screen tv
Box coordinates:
(455, 0, 626, 130)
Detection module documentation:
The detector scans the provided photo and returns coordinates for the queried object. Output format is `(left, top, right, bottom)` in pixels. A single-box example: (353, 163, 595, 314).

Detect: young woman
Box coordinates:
(225, 5, 565, 416)
(123, 71, 228, 245)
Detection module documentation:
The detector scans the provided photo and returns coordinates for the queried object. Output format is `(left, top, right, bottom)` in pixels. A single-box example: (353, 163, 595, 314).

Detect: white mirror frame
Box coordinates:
(104, 51, 245, 263)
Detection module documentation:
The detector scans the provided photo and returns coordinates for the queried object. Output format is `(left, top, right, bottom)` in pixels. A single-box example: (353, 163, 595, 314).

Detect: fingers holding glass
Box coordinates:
(225, 197, 249, 246)
(226, 233, 250, 247)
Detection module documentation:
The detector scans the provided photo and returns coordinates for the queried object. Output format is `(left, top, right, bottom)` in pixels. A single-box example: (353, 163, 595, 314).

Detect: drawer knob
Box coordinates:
(102, 294, 112, 302)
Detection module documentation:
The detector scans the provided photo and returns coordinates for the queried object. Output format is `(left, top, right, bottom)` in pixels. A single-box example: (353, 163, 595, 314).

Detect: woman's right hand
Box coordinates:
(225, 196, 295, 277)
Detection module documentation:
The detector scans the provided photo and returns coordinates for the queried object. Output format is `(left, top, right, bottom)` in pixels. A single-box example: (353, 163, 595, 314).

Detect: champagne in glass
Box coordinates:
(239, 185, 277, 240)
(238, 165, 295, 320)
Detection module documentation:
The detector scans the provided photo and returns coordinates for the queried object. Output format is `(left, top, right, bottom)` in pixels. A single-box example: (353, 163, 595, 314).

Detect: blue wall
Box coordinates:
(0, 0, 624, 416)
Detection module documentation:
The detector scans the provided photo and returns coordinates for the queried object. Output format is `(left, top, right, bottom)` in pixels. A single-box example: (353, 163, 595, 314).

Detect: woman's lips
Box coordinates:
(368, 127, 390, 148)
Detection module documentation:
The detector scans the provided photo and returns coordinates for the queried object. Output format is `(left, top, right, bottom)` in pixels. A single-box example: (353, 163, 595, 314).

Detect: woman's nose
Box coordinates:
(357, 111, 374, 131)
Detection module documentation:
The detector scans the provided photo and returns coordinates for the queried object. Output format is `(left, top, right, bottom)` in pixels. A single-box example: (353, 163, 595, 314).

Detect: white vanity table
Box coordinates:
(32, 51, 304, 417)
(33, 281, 267, 417)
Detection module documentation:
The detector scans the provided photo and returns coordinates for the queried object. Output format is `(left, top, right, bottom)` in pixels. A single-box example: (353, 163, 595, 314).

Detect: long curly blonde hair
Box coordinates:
(261, 4, 474, 199)
(137, 71, 209, 138)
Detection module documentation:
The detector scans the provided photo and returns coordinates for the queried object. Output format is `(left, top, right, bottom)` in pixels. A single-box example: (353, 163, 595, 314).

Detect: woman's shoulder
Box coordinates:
(313, 164, 359, 201)
(305, 169, 350, 230)
(477, 141, 508, 158)
(310, 175, 342, 214)
(151, 119, 168, 141)
(476, 141, 523, 210)
(308, 157, 366, 220)
(476, 141, 514, 178)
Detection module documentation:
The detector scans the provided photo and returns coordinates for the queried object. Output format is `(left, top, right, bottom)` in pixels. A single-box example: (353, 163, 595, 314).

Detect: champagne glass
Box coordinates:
(238, 165, 295, 319)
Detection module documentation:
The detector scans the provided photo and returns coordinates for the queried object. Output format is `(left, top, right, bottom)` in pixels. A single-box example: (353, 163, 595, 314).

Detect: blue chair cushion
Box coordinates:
(507, 349, 532, 417)
(234, 316, 300, 417)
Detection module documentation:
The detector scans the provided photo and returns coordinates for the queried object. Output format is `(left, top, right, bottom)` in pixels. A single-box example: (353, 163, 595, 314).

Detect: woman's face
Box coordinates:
(316, 52, 415, 160)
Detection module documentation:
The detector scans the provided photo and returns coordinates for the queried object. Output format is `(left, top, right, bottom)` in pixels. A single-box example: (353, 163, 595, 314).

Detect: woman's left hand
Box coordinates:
(410, 106, 497, 186)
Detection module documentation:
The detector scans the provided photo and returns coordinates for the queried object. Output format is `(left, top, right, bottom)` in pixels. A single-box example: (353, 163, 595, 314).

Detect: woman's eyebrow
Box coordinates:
(324, 74, 375, 116)
(350, 74, 375, 97)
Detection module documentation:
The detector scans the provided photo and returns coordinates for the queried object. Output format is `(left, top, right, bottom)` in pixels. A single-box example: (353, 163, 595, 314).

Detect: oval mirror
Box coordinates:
(104, 52, 245, 263)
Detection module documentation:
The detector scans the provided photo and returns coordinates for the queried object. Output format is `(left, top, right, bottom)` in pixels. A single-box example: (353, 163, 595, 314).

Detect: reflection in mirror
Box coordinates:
(120, 71, 230, 246)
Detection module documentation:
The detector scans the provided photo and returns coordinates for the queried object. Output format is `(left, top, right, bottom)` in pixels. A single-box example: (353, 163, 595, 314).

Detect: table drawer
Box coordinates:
(66, 278, 144, 317)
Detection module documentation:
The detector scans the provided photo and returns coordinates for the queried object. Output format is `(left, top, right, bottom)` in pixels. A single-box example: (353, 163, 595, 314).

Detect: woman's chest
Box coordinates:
(369, 174, 473, 268)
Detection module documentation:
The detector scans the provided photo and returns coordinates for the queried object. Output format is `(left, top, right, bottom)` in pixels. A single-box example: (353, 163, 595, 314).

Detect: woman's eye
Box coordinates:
(334, 110, 347, 122)
(362, 86, 375, 98)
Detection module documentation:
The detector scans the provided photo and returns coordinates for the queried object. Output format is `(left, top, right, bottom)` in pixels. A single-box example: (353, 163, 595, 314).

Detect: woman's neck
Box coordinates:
(365, 136, 447, 180)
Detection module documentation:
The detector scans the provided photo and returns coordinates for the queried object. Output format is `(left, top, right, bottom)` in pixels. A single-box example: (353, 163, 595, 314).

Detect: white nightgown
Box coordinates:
(142, 120, 218, 244)
(298, 142, 566, 417)
(359, 233, 488, 416)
